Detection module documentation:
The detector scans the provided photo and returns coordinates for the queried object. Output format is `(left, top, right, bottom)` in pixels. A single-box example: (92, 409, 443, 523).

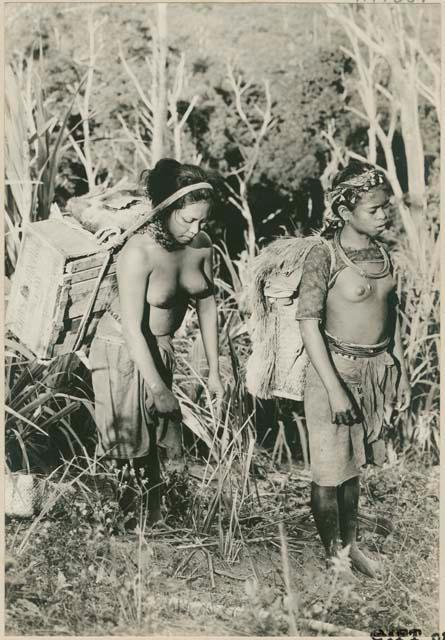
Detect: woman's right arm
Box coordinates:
(117, 245, 180, 415)
(300, 320, 359, 426)
(296, 243, 359, 426)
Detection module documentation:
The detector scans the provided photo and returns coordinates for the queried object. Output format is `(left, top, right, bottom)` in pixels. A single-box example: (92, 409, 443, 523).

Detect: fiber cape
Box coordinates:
(246, 235, 334, 401)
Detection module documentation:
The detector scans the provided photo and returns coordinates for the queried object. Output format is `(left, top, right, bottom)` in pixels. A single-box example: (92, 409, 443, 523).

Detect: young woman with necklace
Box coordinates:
(296, 162, 411, 578)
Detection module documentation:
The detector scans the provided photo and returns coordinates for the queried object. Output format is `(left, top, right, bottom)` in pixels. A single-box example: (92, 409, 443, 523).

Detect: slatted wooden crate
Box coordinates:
(6, 219, 117, 360)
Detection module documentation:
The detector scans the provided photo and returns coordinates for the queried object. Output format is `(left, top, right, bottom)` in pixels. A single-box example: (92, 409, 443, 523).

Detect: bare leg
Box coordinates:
(143, 445, 162, 526)
(310, 482, 341, 559)
(157, 416, 184, 471)
(337, 476, 381, 578)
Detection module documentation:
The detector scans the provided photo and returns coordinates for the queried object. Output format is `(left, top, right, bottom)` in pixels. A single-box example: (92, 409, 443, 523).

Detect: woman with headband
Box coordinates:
(90, 158, 224, 529)
(297, 161, 411, 577)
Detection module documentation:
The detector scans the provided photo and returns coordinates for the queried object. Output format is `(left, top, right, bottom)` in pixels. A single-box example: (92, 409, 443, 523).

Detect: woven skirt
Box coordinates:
(304, 349, 396, 487)
(90, 312, 181, 460)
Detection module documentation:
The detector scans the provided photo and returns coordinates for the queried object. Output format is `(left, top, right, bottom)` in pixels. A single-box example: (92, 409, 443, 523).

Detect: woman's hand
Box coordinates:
(327, 384, 361, 426)
(396, 373, 411, 412)
(207, 371, 225, 398)
(152, 385, 181, 418)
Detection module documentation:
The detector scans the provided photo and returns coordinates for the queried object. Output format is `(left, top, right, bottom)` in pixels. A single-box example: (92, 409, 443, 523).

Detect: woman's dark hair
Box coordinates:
(320, 160, 390, 237)
(141, 158, 215, 214)
(330, 160, 390, 217)
(331, 160, 374, 190)
(138, 158, 215, 250)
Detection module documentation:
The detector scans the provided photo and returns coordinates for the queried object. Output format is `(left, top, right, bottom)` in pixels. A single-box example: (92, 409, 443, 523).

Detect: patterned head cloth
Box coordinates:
(323, 168, 387, 228)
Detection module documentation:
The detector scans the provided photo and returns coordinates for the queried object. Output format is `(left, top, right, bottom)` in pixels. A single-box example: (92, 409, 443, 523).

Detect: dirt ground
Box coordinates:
(5, 456, 439, 636)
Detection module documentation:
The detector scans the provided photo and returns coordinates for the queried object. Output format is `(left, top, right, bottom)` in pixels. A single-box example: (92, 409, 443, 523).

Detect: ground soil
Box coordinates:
(5, 456, 439, 636)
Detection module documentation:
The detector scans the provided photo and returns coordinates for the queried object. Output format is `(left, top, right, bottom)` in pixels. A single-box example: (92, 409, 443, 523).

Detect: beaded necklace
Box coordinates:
(137, 212, 182, 251)
(334, 229, 391, 292)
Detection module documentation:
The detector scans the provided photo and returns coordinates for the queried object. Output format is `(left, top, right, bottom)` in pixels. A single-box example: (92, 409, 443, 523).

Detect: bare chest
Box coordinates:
(330, 263, 396, 304)
(146, 246, 211, 308)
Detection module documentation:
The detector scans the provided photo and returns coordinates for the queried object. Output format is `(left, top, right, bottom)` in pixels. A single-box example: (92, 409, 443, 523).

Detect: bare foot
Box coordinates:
(326, 555, 359, 583)
(349, 543, 381, 578)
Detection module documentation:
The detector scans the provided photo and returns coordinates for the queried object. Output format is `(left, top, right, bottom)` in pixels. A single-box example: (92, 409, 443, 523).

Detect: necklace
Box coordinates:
(334, 230, 391, 292)
(137, 216, 182, 251)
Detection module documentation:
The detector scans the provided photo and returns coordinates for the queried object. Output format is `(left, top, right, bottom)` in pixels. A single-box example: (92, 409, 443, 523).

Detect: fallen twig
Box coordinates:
(213, 569, 252, 581)
(163, 597, 368, 636)
(177, 541, 219, 550)
(300, 618, 367, 636)
(173, 550, 197, 578)
(207, 551, 216, 589)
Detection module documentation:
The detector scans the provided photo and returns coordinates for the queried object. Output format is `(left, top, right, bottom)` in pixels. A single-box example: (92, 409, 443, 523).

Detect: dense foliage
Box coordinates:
(6, 4, 439, 242)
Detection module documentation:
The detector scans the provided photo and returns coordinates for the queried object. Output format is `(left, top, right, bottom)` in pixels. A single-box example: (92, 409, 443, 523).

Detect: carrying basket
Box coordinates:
(5, 473, 45, 518)
(6, 181, 208, 361)
(6, 219, 117, 359)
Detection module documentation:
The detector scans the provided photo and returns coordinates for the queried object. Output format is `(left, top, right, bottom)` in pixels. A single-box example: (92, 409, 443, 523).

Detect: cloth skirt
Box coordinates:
(90, 311, 181, 460)
(304, 348, 396, 487)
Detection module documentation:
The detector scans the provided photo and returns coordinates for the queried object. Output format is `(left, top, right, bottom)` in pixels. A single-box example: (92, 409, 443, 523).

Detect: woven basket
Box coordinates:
(5, 473, 44, 518)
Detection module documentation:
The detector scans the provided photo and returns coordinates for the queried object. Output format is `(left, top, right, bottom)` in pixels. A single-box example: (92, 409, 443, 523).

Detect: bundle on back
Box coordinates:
(6, 182, 150, 360)
(246, 235, 333, 401)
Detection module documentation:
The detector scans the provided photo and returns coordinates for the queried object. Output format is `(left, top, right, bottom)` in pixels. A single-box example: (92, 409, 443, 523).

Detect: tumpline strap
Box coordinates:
(99, 181, 213, 250)
(71, 251, 113, 353)
(70, 180, 213, 355)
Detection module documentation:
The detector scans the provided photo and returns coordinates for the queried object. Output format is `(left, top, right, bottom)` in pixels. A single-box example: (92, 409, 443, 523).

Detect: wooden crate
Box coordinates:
(6, 219, 117, 360)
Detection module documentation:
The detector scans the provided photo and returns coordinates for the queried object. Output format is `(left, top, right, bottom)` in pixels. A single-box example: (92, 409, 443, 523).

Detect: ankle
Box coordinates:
(325, 538, 342, 559)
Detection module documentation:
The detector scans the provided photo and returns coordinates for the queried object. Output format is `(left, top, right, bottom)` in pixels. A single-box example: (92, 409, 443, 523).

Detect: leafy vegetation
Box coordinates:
(4, 3, 439, 636)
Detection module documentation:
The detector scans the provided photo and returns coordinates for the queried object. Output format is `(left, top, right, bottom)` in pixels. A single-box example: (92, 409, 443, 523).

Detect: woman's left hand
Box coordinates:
(207, 371, 225, 398)
(396, 373, 411, 412)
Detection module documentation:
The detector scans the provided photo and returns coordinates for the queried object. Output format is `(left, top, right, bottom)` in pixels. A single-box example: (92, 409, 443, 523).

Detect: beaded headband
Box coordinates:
(323, 169, 386, 228)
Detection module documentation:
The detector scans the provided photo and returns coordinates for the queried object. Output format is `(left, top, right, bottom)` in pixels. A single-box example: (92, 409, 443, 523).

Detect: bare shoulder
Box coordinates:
(117, 235, 157, 275)
(189, 230, 212, 249)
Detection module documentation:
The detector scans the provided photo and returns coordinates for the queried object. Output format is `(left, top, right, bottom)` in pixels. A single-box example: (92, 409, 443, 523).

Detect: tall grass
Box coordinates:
(5, 61, 86, 275)
(391, 215, 440, 459)
(5, 337, 95, 473)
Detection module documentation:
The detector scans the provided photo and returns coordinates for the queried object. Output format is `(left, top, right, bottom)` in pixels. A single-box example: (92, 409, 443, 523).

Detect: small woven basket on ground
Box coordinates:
(5, 473, 45, 518)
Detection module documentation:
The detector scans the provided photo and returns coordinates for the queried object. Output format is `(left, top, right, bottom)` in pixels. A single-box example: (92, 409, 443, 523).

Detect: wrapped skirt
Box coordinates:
(305, 338, 397, 487)
(90, 311, 181, 460)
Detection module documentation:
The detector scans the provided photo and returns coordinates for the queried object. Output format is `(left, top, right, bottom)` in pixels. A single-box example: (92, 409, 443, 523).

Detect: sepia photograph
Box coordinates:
(4, 1, 441, 636)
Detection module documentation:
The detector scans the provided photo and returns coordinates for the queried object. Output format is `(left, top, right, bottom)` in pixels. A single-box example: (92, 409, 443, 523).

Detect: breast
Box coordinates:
(179, 265, 212, 297)
(146, 269, 179, 308)
(332, 267, 395, 303)
(146, 250, 211, 308)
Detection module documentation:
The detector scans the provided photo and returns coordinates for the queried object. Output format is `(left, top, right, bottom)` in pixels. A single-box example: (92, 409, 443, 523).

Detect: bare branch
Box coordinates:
(375, 83, 395, 104)
(178, 95, 199, 129)
(119, 41, 154, 113)
(345, 105, 368, 123)
(117, 113, 151, 167)
(226, 63, 256, 141)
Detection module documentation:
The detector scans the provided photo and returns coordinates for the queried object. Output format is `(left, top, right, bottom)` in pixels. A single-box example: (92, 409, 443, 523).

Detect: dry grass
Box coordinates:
(5, 451, 438, 636)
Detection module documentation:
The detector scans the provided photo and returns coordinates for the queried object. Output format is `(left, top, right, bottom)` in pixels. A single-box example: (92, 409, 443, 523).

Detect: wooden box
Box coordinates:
(6, 220, 117, 360)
